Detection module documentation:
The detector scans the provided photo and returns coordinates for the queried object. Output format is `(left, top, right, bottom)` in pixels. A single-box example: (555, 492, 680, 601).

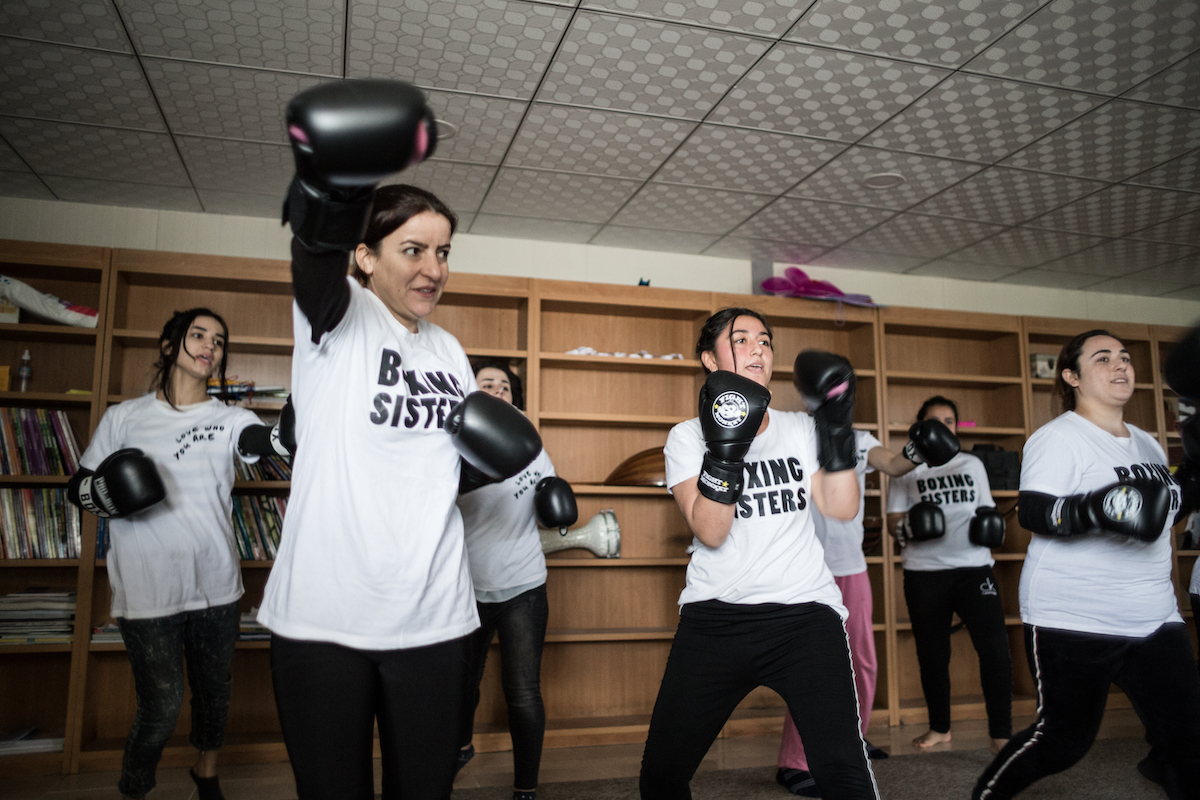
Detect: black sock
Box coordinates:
(776, 767, 821, 798)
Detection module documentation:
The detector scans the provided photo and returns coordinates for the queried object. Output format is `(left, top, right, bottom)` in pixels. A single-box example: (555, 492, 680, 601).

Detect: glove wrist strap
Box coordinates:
(283, 177, 373, 254)
(76, 475, 113, 518)
(698, 453, 744, 505)
(818, 426, 856, 473)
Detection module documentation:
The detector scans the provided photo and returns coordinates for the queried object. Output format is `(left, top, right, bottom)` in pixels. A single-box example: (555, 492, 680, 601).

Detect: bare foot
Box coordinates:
(912, 729, 952, 749)
(990, 737, 1009, 755)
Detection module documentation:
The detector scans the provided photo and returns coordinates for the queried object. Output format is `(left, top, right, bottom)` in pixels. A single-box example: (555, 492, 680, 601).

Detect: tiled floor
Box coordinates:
(0, 709, 1147, 799)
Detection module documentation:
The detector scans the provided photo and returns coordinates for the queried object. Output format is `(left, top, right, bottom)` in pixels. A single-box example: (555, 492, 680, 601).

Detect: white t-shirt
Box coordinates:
(664, 409, 846, 617)
(886, 452, 995, 572)
(1019, 411, 1182, 637)
(458, 449, 554, 601)
(257, 279, 480, 650)
(813, 430, 881, 577)
(81, 394, 260, 619)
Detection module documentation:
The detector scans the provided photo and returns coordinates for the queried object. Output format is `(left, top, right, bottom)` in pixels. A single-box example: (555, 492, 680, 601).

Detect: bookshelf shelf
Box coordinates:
(0, 559, 79, 567)
(0, 324, 97, 343)
(0, 392, 93, 407)
(0, 476, 71, 485)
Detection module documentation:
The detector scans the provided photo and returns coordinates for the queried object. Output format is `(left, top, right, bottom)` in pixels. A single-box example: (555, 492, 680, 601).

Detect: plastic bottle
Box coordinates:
(16, 349, 32, 392)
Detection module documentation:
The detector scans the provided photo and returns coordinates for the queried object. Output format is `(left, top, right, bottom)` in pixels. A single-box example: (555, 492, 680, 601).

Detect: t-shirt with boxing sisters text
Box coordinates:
(257, 278, 479, 650)
(886, 452, 995, 572)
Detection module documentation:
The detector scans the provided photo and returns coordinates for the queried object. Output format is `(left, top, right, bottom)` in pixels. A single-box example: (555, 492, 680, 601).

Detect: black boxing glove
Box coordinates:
(900, 501, 946, 544)
(1176, 415, 1200, 523)
(446, 392, 542, 483)
(237, 395, 297, 459)
(969, 506, 1006, 548)
(903, 418, 960, 468)
(67, 449, 166, 518)
(696, 371, 771, 504)
(794, 350, 857, 473)
(534, 476, 578, 530)
(283, 80, 437, 254)
(1027, 479, 1172, 542)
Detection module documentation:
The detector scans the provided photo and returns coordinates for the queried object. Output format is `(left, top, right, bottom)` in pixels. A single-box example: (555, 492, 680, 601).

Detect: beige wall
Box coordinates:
(3, 196, 1198, 326)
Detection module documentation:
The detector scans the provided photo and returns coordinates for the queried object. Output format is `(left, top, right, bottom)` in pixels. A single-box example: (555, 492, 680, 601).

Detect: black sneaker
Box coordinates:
(864, 739, 889, 760)
(455, 743, 475, 776)
(776, 767, 821, 797)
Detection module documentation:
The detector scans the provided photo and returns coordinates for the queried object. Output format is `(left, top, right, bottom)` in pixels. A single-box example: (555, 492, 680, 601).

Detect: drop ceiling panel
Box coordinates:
(653, 126, 845, 195)
(197, 189, 284, 218)
(945, 226, 1107, 268)
(1124, 149, 1200, 193)
(0, 39, 166, 130)
(1123, 51, 1200, 111)
(787, 146, 983, 210)
(0, 0, 133, 52)
(505, 105, 696, 179)
(1028, 185, 1200, 238)
(703, 237, 828, 264)
(1127, 252, 1200, 283)
(144, 60, 328, 142)
(806, 245, 927, 272)
(0, 172, 55, 201)
(785, 0, 1041, 68)
(581, 0, 805, 37)
(480, 168, 640, 223)
(969, 0, 1200, 95)
(729, 197, 895, 246)
(175, 137, 293, 194)
(848, 213, 1008, 260)
(610, 183, 773, 233)
(469, 213, 602, 243)
(908, 259, 1026, 281)
(1080, 275, 1192, 297)
(347, 0, 572, 96)
(1129, 210, 1200, 246)
(0, 136, 29, 172)
(590, 225, 721, 254)
(912, 167, 1104, 225)
(709, 44, 950, 140)
(0, 118, 191, 186)
(117, 0, 344, 74)
(423, 91, 529, 165)
(42, 175, 202, 211)
(386, 161, 499, 217)
(995, 268, 1108, 289)
(537, 11, 769, 119)
(1038, 237, 1196, 277)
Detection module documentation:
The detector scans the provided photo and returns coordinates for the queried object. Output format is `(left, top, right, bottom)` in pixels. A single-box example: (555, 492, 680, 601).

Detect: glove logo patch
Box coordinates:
(711, 391, 749, 429)
(1103, 485, 1142, 522)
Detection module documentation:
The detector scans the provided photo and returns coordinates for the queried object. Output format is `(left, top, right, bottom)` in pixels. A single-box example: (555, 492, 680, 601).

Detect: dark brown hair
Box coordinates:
(153, 308, 229, 408)
(1055, 329, 1120, 413)
(472, 359, 525, 411)
(917, 395, 959, 426)
(351, 184, 458, 285)
(695, 307, 773, 374)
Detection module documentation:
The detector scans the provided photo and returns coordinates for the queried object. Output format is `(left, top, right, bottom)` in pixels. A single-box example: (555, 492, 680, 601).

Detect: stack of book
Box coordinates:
(0, 591, 75, 645)
(239, 608, 270, 641)
(231, 495, 287, 561)
(207, 381, 289, 403)
(0, 488, 82, 559)
(235, 454, 292, 482)
(0, 407, 81, 475)
(90, 623, 122, 644)
(0, 727, 64, 754)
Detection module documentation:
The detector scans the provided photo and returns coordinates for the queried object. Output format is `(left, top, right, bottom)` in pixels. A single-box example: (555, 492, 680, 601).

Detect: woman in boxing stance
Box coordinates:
(973, 329, 1200, 800)
(640, 307, 879, 800)
(886, 396, 1012, 754)
(69, 308, 269, 800)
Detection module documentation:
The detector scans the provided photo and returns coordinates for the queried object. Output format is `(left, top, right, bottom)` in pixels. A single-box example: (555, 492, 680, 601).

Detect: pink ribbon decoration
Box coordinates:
(760, 266, 879, 308)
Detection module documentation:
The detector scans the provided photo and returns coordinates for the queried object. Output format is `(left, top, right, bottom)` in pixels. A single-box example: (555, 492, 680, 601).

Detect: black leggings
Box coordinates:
(271, 633, 470, 800)
(904, 567, 1012, 739)
(974, 623, 1200, 800)
(640, 600, 878, 800)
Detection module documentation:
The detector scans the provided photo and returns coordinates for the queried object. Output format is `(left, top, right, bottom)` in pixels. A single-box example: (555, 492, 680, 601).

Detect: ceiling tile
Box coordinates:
(787, 145, 983, 210)
(348, 0, 572, 97)
(480, 168, 641, 223)
(196, 189, 281, 218)
(469, 213, 602, 243)
(995, 268, 1109, 290)
(1123, 50, 1200, 111)
(1163, 286, 1200, 301)
(1125, 251, 1200, 283)
(912, 166, 1104, 224)
(0, 171, 55, 200)
(969, 0, 1200, 95)
(848, 213, 1007, 259)
(1038, 237, 1196, 277)
(710, 43, 949, 140)
(946, 226, 1106, 268)
(862, 74, 1103, 162)
(175, 136, 292, 194)
(590, 225, 721, 254)
(730, 197, 895, 246)
(116, 0, 343, 74)
(0, 118, 191, 185)
(1124, 149, 1200, 192)
(383, 161, 499, 217)
(538, 11, 768, 119)
(1129, 209, 1200, 245)
(653, 126, 845, 194)
(506, 105, 696, 179)
(702, 237, 828, 263)
(0, 136, 29, 172)
(610, 183, 773, 233)
(0, 0, 132, 51)
(786, 0, 1040, 68)
(581, 0, 805, 37)
(0, 39, 165, 130)
(423, 91, 529, 165)
(41, 175, 202, 211)
(143, 60, 327, 143)
(1079, 275, 1192, 296)
(806, 245, 927, 272)
(1028, 184, 1200, 238)
(1001, 99, 1200, 181)
(908, 259, 1026, 281)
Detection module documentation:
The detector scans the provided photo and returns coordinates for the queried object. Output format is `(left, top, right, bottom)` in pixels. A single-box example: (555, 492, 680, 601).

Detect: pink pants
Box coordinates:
(777, 569, 876, 770)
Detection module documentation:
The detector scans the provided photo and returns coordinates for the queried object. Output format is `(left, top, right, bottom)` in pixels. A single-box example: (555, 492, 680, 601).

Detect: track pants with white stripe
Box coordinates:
(973, 623, 1200, 800)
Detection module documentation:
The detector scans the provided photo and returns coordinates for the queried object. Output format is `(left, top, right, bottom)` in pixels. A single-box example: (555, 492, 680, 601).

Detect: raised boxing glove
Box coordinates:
(534, 476, 578, 530)
(794, 350, 857, 473)
(969, 506, 1006, 548)
(901, 501, 946, 543)
(68, 449, 166, 518)
(283, 80, 437, 254)
(1050, 479, 1173, 542)
(903, 418, 960, 468)
(696, 371, 771, 504)
(446, 392, 542, 482)
(237, 394, 297, 459)
(1175, 415, 1200, 523)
